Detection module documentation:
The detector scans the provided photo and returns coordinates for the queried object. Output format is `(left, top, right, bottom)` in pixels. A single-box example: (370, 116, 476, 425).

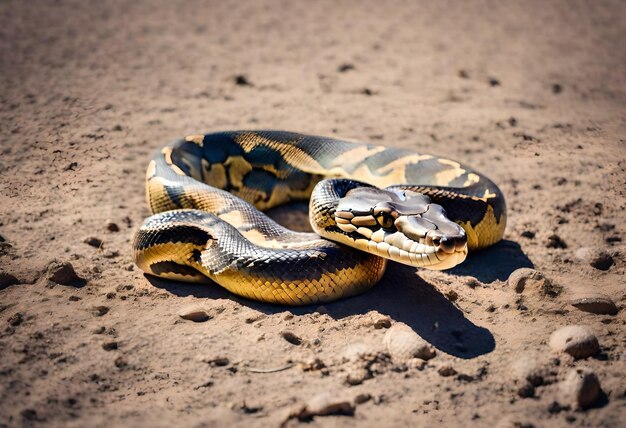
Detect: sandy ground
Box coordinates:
(1, 0, 625, 426)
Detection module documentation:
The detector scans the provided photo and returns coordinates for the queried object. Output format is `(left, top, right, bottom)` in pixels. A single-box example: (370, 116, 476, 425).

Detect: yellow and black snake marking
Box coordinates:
(133, 131, 506, 305)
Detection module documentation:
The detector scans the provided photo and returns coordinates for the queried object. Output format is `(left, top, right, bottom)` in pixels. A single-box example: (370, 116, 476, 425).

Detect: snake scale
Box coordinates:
(133, 131, 506, 305)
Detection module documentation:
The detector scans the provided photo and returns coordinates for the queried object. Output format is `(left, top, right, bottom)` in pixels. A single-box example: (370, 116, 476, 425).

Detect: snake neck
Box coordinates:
(134, 210, 386, 305)
(309, 179, 372, 235)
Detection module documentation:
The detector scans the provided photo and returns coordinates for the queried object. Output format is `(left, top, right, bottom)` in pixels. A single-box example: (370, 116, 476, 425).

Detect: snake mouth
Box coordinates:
(332, 187, 468, 270)
(334, 217, 468, 270)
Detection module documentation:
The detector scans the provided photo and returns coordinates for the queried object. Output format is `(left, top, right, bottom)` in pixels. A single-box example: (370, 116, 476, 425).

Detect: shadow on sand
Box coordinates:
(448, 239, 534, 282)
(148, 202, 534, 359)
(149, 265, 493, 358)
(147, 246, 527, 360)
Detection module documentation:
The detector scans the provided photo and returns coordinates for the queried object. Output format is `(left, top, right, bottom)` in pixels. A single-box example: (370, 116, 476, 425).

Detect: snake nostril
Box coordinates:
(439, 236, 465, 254)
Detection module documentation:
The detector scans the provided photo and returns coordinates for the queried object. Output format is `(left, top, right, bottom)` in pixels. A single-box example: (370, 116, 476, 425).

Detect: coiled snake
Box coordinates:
(133, 131, 506, 305)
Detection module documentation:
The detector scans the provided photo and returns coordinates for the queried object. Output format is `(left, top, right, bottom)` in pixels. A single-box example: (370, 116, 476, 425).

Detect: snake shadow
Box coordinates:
(149, 202, 533, 359)
(148, 261, 495, 359)
(448, 239, 534, 283)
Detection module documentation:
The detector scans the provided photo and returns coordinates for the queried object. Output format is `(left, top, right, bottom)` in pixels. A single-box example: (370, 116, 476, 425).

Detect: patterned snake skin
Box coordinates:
(133, 131, 506, 305)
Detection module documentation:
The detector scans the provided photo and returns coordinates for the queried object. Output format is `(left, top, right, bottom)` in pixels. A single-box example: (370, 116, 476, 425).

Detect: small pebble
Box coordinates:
(569, 293, 618, 315)
(300, 393, 355, 418)
(8, 312, 23, 326)
(517, 383, 535, 398)
(83, 236, 103, 248)
(358, 312, 391, 329)
(234, 75, 251, 86)
(231, 401, 263, 414)
(337, 63, 355, 72)
(105, 221, 120, 232)
(114, 356, 128, 368)
(194, 380, 214, 390)
(576, 247, 615, 271)
(559, 368, 601, 409)
(438, 365, 457, 377)
(466, 278, 481, 288)
(244, 313, 266, 324)
(507, 268, 561, 297)
(64, 161, 78, 171)
(549, 325, 599, 359)
(384, 323, 436, 362)
(353, 393, 372, 405)
(590, 252, 614, 271)
(47, 260, 83, 286)
(407, 358, 426, 371)
(178, 305, 211, 322)
(300, 357, 325, 372)
(346, 367, 370, 385)
(0, 271, 19, 289)
(20, 409, 39, 421)
(102, 341, 118, 351)
(200, 356, 230, 367)
(91, 306, 110, 317)
(444, 290, 458, 301)
(546, 234, 567, 249)
(280, 330, 303, 345)
(103, 250, 120, 259)
(92, 326, 106, 334)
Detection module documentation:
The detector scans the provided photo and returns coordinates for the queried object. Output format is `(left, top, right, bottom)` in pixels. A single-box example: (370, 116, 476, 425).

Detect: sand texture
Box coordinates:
(1, 0, 625, 426)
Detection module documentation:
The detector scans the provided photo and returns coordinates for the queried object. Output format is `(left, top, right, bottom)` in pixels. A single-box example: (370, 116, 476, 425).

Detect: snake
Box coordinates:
(133, 131, 506, 305)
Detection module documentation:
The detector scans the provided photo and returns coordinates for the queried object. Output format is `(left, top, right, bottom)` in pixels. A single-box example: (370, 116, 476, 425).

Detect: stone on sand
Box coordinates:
(91, 305, 110, 317)
(575, 247, 614, 271)
(178, 305, 211, 322)
(47, 260, 83, 286)
(300, 393, 355, 418)
(438, 365, 457, 377)
(280, 330, 303, 345)
(559, 368, 601, 409)
(0, 271, 19, 289)
(384, 322, 436, 362)
(83, 236, 103, 248)
(569, 293, 618, 315)
(105, 220, 120, 232)
(549, 325, 599, 359)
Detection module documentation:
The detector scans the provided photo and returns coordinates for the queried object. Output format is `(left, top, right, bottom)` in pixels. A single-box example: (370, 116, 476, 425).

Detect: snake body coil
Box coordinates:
(133, 131, 506, 305)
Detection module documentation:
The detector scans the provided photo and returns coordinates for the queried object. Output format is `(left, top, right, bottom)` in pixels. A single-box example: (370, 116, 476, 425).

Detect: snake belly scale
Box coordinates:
(133, 131, 506, 305)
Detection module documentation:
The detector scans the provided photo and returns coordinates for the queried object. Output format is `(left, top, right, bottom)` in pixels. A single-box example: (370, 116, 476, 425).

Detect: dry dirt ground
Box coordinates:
(1, 0, 625, 427)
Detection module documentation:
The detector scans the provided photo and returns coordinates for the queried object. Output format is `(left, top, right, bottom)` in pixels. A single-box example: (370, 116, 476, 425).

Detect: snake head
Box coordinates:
(333, 187, 468, 270)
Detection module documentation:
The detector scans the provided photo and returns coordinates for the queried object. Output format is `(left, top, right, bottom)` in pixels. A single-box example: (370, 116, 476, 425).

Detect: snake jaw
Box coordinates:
(333, 186, 468, 270)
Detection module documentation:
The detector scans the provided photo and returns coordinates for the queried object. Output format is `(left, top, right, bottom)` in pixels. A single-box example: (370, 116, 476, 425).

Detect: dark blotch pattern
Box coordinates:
(150, 261, 201, 277)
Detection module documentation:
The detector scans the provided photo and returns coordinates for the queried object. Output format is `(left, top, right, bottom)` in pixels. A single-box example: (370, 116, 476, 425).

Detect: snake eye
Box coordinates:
(375, 211, 395, 229)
